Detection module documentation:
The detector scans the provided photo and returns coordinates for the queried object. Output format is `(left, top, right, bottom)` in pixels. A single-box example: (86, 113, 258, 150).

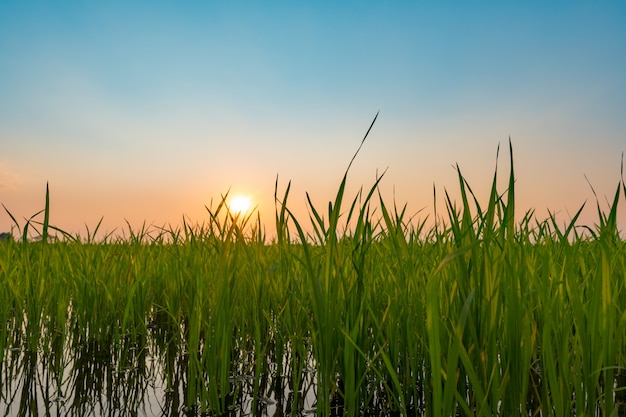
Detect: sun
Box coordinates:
(228, 194, 253, 215)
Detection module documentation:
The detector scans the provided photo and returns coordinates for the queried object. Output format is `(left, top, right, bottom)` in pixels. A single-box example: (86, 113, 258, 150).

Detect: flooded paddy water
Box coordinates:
(1, 312, 401, 416)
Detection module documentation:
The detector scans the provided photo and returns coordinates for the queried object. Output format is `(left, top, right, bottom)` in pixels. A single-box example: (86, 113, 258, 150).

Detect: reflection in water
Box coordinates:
(1, 314, 326, 417)
(2, 333, 161, 416)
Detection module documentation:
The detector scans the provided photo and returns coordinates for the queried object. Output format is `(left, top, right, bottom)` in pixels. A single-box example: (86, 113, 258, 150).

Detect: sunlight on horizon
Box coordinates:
(228, 194, 254, 216)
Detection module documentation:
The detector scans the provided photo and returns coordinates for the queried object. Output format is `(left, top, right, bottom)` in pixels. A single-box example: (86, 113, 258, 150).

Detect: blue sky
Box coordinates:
(1, 2, 625, 238)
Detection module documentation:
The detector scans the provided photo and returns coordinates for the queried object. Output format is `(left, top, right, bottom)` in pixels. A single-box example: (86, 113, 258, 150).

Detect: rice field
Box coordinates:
(1, 139, 626, 416)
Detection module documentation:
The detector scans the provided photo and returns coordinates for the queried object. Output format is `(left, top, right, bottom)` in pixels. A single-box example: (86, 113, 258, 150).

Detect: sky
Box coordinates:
(1, 1, 625, 240)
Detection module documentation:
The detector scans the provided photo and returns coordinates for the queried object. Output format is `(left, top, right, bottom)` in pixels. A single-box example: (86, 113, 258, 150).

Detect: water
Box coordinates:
(1, 323, 323, 417)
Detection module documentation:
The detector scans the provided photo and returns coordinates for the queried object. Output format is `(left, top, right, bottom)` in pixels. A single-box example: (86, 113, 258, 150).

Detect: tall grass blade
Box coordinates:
(42, 182, 50, 244)
(505, 138, 515, 242)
